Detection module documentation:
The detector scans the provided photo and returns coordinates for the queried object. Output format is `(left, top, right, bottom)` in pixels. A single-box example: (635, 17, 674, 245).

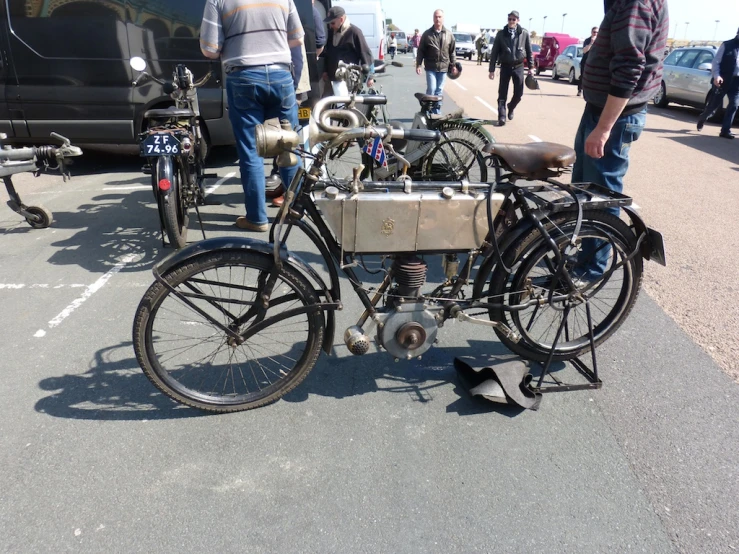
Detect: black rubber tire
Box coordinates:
(535, 65, 541, 76)
(24, 205, 52, 228)
(133, 250, 325, 413)
(568, 68, 577, 85)
(485, 210, 643, 362)
(421, 138, 487, 181)
(435, 121, 494, 151)
(159, 156, 188, 249)
(552, 65, 559, 80)
(653, 82, 669, 108)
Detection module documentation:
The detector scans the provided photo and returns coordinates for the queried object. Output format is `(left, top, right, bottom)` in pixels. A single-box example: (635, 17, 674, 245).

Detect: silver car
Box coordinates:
(653, 46, 730, 114)
(552, 44, 583, 84)
(454, 33, 475, 60)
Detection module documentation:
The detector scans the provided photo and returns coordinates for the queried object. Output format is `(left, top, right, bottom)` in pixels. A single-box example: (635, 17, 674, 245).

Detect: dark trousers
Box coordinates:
(498, 64, 524, 110)
(699, 76, 739, 135)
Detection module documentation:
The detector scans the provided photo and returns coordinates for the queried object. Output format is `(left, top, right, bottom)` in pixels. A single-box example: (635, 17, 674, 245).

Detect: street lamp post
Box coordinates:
(542, 15, 547, 35)
(561, 13, 567, 33)
(529, 17, 532, 32)
(684, 21, 689, 40)
(673, 22, 678, 39)
(714, 20, 720, 41)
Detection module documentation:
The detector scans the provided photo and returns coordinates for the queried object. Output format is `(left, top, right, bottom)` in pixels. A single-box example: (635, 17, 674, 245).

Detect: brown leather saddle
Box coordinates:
(482, 142, 576, 179)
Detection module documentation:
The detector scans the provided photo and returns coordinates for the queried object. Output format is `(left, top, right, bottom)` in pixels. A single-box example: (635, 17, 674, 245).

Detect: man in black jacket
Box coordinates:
(322, 6, 373, 95)
(416, 9, 458, 114)
(488, 10, 533, 125)
(696, 28, 739, 138)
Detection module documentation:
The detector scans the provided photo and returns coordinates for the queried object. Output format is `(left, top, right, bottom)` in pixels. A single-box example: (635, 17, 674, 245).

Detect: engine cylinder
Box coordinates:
(392, 256, 427, 299)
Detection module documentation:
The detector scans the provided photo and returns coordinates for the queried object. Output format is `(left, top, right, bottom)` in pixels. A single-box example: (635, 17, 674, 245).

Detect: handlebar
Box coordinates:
(0, 133, 83, 180)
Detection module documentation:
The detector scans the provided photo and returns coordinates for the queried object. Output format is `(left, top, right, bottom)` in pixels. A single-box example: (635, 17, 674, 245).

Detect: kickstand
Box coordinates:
(533, 300, 602, 393)
(194, 203, 206, 240)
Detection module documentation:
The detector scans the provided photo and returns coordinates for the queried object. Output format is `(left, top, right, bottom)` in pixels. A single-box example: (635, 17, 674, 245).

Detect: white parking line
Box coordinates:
(475, 96, 498, 115)
(0, 284, 86, 289)
(452, 81, 467, 91)
(34, 253, 138, 338)
(103, 185, 150, 191)
(205, 171, 236, 195)
(528, 135, 543, 142)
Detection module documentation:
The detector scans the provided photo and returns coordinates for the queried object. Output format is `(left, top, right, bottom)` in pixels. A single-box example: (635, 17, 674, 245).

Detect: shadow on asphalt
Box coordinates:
(643, 127, 739, 166)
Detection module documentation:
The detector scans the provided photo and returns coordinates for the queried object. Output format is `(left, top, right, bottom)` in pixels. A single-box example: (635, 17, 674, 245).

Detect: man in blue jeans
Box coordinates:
(415, 9, 457, 115)
(573, 0, 668, 280)
(200, 0, 304, 232)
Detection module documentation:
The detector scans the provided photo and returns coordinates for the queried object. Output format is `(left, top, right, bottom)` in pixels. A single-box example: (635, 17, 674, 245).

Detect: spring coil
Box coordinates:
(34, 146, 57, 165)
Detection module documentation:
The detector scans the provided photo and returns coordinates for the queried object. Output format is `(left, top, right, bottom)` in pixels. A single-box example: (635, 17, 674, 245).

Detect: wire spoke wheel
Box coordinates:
(422, 138, 487, 181)
(133, 251, 324, 412)
(322, 140, 370, 181)
(486, 211, 642, 362)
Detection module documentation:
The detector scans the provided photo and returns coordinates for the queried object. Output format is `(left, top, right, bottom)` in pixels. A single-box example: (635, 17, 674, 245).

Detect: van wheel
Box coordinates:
(653, 82, 669, 108)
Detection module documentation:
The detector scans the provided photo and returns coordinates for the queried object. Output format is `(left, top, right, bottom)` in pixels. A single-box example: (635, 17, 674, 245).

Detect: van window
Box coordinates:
(128, 0, 206, 60)
(7, 0, 127, 59)
(351, 14, 376, 38)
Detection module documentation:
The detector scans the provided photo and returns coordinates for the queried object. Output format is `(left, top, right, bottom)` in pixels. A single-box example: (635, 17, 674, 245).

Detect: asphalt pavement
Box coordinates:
(0, 56, 737, 553)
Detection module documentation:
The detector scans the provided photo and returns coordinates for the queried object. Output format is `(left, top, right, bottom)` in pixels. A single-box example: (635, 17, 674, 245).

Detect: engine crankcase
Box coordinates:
(376, 302, 440, 360)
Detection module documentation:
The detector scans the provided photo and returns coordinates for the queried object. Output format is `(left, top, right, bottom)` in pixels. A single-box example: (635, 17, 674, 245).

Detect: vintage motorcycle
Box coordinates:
(132, 94, 666, 413)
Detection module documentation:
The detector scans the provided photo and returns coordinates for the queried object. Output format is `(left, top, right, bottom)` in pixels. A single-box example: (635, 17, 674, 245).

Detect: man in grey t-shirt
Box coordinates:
(200, 0, 304, 232)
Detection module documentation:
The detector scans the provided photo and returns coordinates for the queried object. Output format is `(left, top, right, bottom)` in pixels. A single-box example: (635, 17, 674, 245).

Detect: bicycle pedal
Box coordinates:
(203, 173, 218, 179)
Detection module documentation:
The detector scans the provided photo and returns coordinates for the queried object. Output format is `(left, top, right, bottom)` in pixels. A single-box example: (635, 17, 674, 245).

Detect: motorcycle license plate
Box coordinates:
(140, 133, 181, 156)
(298, 107, 311, 121)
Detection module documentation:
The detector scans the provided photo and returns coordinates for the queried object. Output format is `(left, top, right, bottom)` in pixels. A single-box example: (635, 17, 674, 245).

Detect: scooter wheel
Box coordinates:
(25, 205, 53, 229)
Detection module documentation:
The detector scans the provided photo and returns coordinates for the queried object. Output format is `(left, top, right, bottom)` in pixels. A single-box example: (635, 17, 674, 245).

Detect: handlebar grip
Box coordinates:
(399, 129, 440, 142)
(162, 81, 176, 94)
(357, 95, 387, 105)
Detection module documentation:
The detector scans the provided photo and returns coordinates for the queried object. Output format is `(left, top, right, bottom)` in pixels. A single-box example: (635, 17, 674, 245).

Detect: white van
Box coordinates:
(333, 0, 386, 62)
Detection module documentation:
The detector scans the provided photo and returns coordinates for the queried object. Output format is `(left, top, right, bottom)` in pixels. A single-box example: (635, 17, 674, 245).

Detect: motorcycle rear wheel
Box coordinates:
(486, 210, 642, 362)
(158, 156, 188, 248)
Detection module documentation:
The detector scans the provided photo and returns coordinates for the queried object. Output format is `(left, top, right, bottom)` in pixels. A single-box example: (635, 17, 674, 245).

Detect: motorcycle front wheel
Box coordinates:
(485, 210, 643, 362)
(133, 251, 325, 412)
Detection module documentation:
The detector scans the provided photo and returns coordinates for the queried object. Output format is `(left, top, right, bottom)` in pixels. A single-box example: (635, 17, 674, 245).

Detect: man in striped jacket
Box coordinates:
(572, 0, 669, 281)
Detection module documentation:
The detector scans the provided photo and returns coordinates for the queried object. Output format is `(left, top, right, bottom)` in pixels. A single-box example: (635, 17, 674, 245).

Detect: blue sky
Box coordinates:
(382, 0, 739, 42)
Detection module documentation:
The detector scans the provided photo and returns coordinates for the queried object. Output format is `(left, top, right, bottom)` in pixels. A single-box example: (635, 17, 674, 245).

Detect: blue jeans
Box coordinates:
(425, 70, 447, 114)
(698, 76, 739, 135)
(226, 67, 298, 226)
(572, 104, 646, 278)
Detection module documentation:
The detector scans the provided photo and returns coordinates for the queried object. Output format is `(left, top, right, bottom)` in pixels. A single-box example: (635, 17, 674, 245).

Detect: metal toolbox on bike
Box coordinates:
(313, 186, 504, 253)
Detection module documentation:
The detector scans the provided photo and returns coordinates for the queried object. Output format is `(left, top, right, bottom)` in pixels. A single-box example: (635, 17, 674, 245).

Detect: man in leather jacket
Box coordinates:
(696, 28, 739, 138)
(416, 9, 458, 114)
(488, 10, 533, 125)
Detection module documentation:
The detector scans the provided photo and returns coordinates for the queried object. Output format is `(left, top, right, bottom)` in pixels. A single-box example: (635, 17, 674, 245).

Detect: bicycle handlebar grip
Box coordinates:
(400, 129, 440, 142)
(357, 95, 387, 105)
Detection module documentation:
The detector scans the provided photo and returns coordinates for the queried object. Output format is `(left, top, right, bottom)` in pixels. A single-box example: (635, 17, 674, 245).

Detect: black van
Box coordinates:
(0, 0, 328, 148)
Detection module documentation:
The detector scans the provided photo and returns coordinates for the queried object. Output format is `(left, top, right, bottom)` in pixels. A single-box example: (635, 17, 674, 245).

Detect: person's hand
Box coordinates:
(366, 77, 375, 88)
(416, 66, 422, 75)
(527, 69, 533, 76)
(714, 76, 724, 87)
(584, 126, 610, 159)
(489, 71, 495, 80)
(449, 66, 459, 77)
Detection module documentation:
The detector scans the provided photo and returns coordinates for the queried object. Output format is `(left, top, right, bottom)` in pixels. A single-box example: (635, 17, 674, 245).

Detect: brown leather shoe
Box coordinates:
(271, 195, 285, 208)
(265, 183, 284, 200)
(235, 217, 268, 232)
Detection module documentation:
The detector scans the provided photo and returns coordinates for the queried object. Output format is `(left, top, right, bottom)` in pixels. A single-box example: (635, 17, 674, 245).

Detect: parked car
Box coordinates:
(454, 33, 475, 60)
(0, 0, 329, 147)
(552, 44, 584, 84)
(481, 41, 539, 66)
(652, 46, 731, 118)
(387, 31, 409, 53)
(535, 33, 579, 74)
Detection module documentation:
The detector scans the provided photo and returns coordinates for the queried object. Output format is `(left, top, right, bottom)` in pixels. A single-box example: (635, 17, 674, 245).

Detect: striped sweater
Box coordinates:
(583, 0, 669, 111)
(200, 0, 304, 73)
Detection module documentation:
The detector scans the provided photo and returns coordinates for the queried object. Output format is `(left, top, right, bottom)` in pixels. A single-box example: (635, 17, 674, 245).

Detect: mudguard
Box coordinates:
(153, 236, 337, 354)
(623, 206, 667, 266)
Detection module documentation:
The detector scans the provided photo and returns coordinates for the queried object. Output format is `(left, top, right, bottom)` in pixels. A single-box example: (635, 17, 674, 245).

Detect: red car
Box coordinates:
(535, 33, 579, 74)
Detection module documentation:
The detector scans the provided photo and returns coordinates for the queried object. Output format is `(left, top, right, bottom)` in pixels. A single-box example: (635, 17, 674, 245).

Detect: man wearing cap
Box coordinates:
(696, 27, 739, 139)
(416, 9, 458, 114)
(488, 11, 533, 126)
(321, 6, 373, 95)
(200, 0, 304, 232)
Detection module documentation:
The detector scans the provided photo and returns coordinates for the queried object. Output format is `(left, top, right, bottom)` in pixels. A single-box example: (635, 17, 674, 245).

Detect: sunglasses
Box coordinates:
(508, 18, 518, 21)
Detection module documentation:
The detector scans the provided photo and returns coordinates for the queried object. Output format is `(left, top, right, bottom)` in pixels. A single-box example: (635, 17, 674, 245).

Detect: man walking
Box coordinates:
(416, 9, 458, 114)
(322, 6, 373, 95)
(475, 33, 487, 66)
(487, 11, 533, 126)
(696, 28, 739, 139)
(200, 0, 304, 232)
(410, 29, 421, 59)
(573, 0, 669, 280)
